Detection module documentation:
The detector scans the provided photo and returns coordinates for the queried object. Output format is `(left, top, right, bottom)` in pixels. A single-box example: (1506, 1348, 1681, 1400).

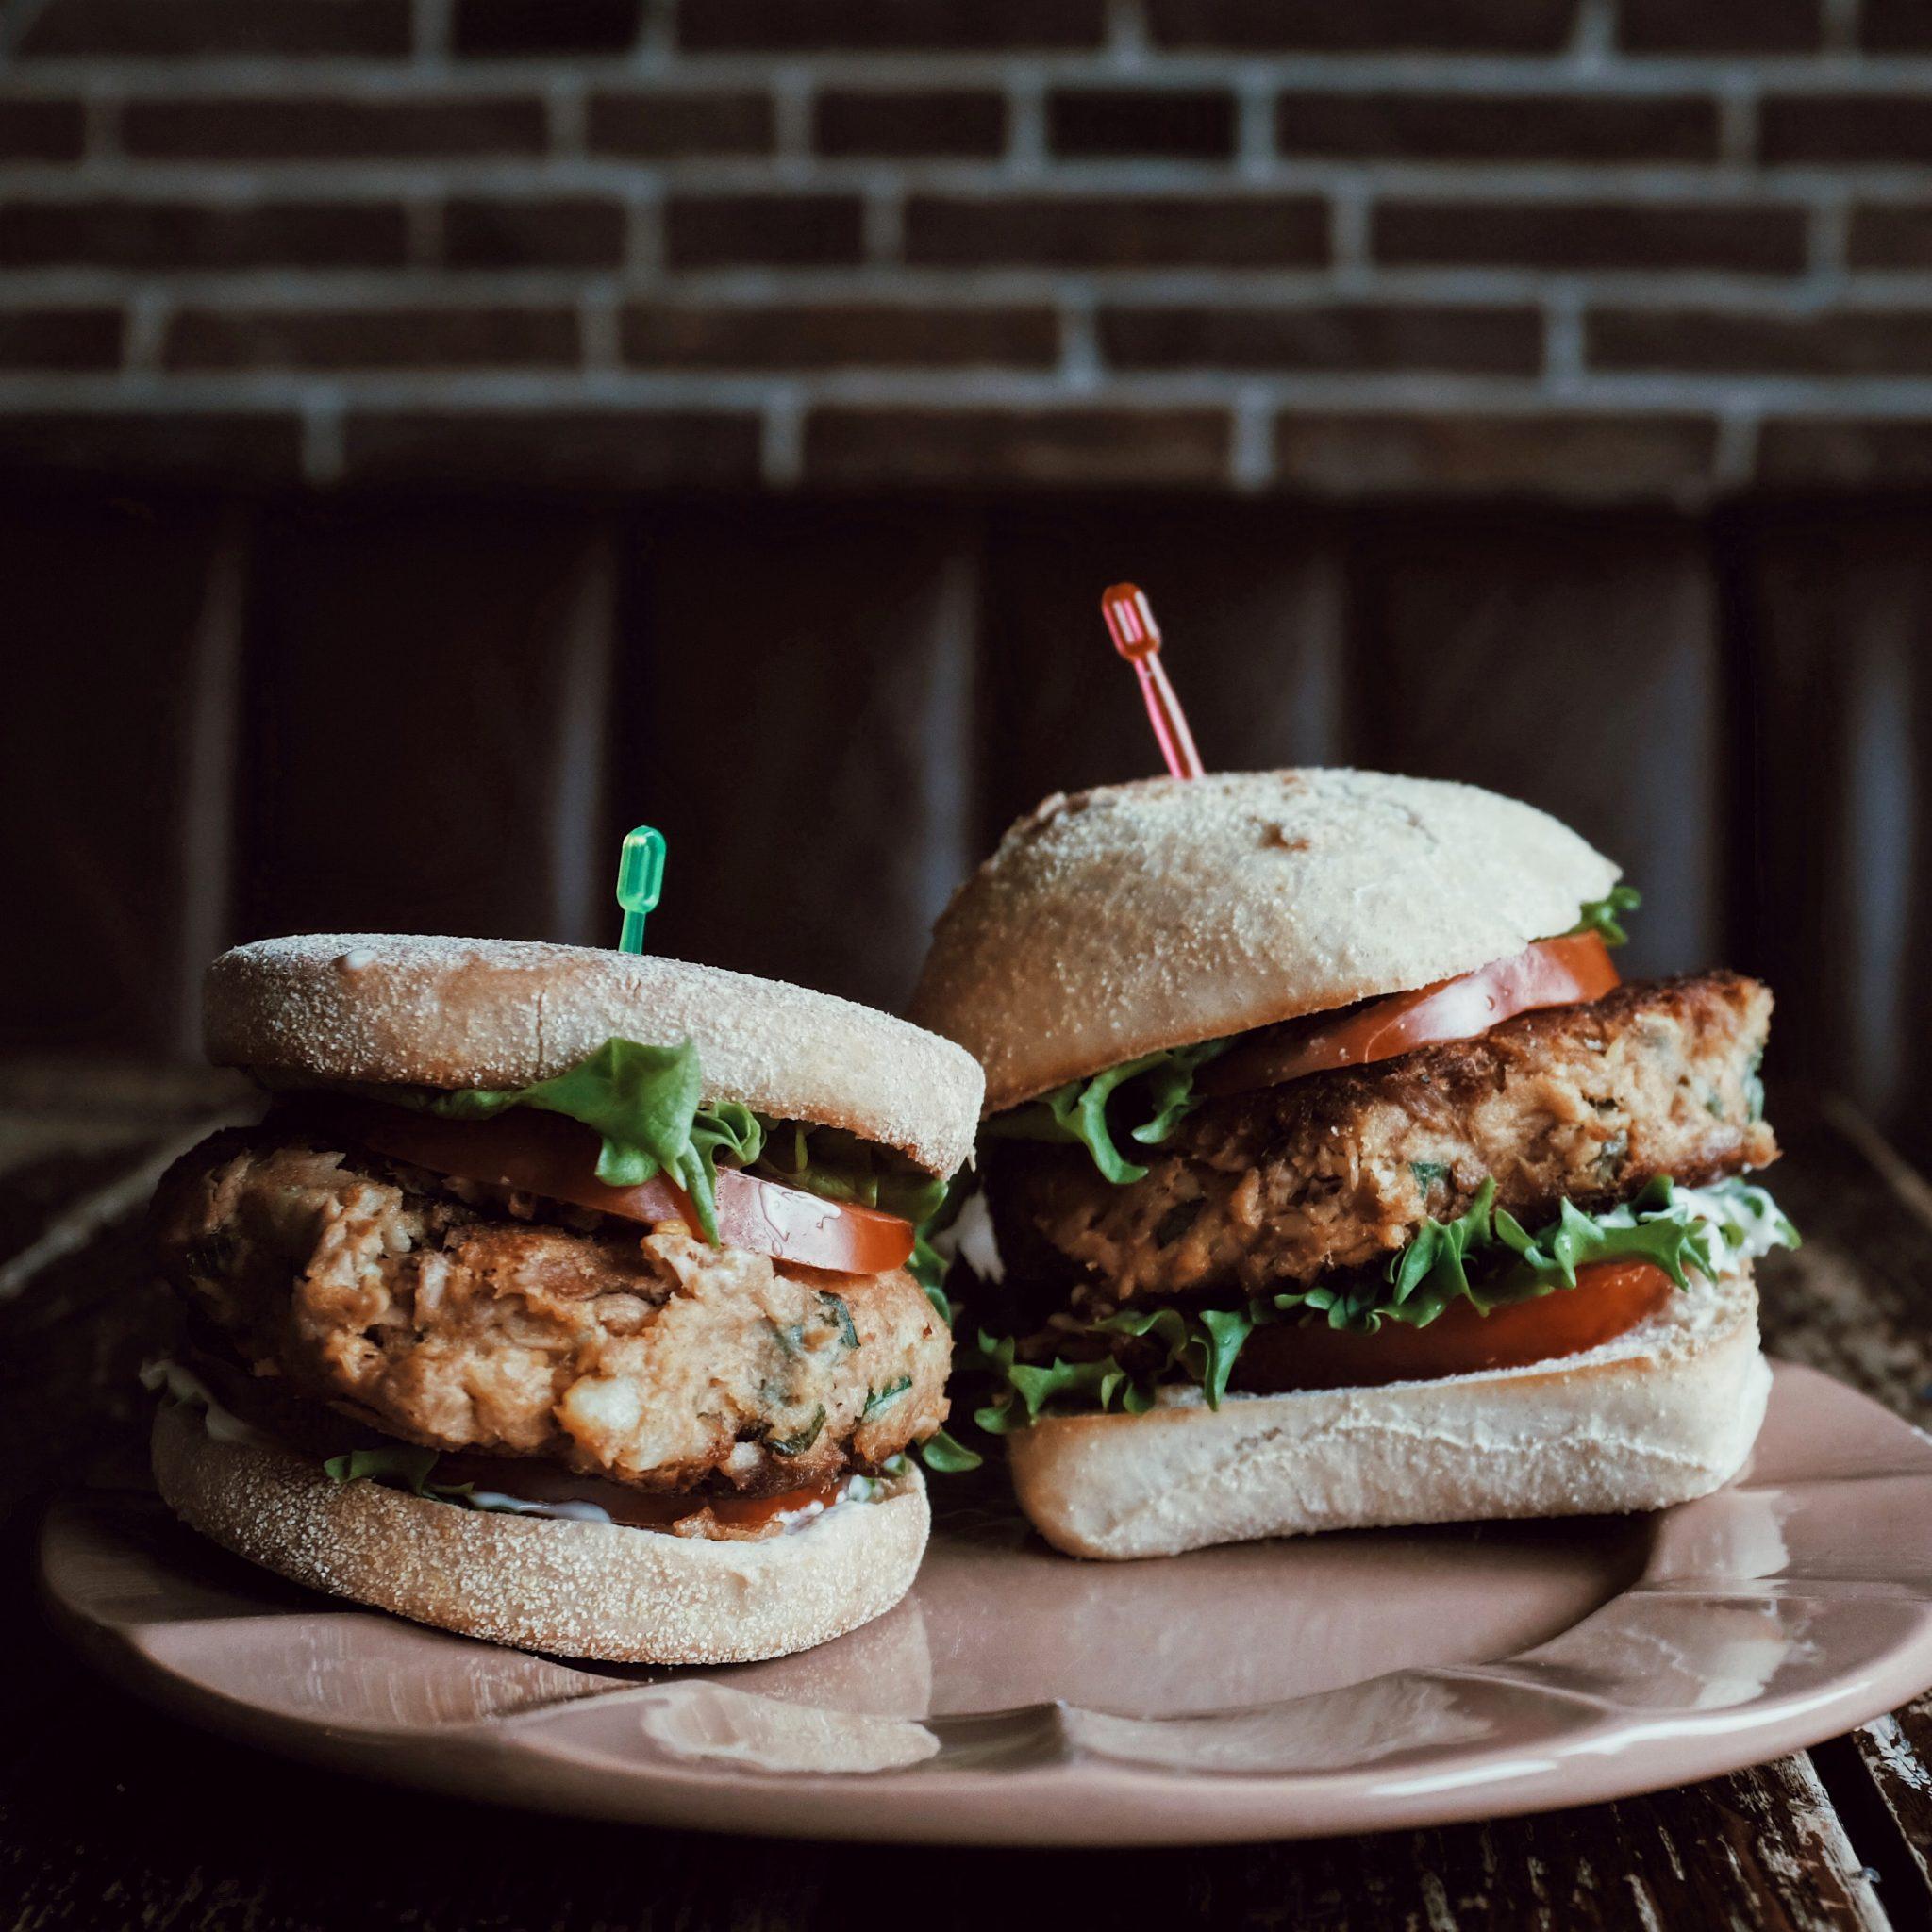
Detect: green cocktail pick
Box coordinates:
(615, 824, 666, 953)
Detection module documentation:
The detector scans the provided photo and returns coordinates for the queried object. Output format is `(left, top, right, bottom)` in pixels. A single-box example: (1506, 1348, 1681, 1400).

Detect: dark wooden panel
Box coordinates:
(976, 499, 1351, 845)
(619, 502, 981, 1012)
(0, 493, 240, 1058)
(1732, 508, 1932, 1155)
(1353, 510, 1724, 980)
(235, 501, 617, 948)
(1, 485, 1925, 1141)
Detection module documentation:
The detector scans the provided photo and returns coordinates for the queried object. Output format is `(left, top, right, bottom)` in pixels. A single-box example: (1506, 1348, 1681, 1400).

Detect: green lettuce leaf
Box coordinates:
(981, 1038, 1229, 1184)
(323, 1444, 454, 1496)
(962, 1176, 1796, 1430)
(390, 1036, 941, 1251)
(916, 1428, 983, 1473)
(1569, 885, 1641, 948)
(421, 1037, 759, 1243)
(752, 1121, 948, 1224)
(908, 1232, 953, 1323)
(907, 1170, 976, 1323)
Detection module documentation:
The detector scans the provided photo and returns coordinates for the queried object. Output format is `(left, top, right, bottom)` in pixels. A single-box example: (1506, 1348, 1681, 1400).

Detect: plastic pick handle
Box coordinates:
(615, 824, 667, 953)
(1101, 582, 1204, 780)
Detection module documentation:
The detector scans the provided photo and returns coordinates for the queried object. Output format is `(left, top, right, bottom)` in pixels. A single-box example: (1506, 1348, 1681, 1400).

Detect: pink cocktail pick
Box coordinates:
(1101, 583, 1204, 780)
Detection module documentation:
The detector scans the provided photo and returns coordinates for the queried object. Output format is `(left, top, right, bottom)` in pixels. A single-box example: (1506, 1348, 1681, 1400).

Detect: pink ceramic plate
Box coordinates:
(41, 1361, 1932, 1846)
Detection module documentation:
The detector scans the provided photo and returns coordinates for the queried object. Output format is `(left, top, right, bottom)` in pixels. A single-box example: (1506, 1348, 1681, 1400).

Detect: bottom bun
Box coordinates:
(1007, 1263, 1770, 1560)
(151, 1403, 929, 1662)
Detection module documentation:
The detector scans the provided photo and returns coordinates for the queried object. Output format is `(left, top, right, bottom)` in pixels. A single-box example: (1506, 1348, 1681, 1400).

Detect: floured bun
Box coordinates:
(151, 1404, 930, 1664)
(1005, 1264, 1766, 1561)
(207, 935, 983, 1178)
(909, 769, 1618, 1113)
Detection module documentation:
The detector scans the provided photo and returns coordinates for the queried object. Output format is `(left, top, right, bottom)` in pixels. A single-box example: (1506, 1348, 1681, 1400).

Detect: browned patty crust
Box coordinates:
(154, 1129, 950, 1494)
(987, 973, 1776, 1307)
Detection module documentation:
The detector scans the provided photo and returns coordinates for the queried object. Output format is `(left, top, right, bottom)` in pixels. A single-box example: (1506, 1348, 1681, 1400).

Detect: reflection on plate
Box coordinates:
(42, 1362, 1932, 1847)
(635, 1681, 940, 1775)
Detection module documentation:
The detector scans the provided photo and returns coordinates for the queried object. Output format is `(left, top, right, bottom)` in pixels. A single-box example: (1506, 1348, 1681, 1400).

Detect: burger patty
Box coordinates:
(987, 973, 1776, 1307)
(153, 1129, 949, 1494)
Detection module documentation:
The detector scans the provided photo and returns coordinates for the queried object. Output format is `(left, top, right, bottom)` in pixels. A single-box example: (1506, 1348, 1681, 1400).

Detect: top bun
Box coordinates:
(908, 770, 1619, 1114)
(207, 936, 983, 1179)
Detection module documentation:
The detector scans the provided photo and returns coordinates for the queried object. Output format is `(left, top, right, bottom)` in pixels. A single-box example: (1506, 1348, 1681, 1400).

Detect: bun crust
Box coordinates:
(909, 770, 1618, 1112)
(151, 1405, 930, 1663)
(1005, 1265, 1766, 1560)
(207, 935, 983, 1178)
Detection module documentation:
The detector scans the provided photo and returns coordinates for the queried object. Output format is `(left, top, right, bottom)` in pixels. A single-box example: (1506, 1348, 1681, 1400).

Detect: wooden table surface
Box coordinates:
(5, 1064, 1930, 1931)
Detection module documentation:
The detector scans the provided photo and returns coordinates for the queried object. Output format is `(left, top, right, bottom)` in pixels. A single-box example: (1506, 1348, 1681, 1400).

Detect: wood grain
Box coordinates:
(2, 1066, 1928, 1929)
(0, 1699, 1893, 1932)
(1753, 1102, 1932, 1428)
(1191, 1761, 1889, 1929)
(1733, 508, 1932, 1163)
(623, 501, 981, 1012)
(0, 498, 237, 1058)
(0, 1076, 246, 1515)
(237, 500, 621, 949)
(1849, 1698, 1932, 1910)
(1354, 509, 1723, 983)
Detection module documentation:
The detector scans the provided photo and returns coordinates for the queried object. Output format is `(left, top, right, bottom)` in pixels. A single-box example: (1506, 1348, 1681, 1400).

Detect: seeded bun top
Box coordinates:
(206, 935, 984, 1179)
(908, 769, 1619, 1114)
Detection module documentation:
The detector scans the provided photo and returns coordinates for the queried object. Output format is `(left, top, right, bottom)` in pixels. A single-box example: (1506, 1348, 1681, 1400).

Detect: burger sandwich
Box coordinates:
(148, 935, 983, 1660)
(909, 770, 1795, 1560)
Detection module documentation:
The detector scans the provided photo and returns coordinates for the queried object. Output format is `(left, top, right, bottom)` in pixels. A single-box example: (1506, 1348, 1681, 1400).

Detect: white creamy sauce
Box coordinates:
(1675, 1181, 1794, 1267)
(460, 1491, 618, 1524)
(766, 1497, 832, 1533)
(941, 1188, 1006, 1284)
(1575, 1179, 1794, 1282)
(456, 1483, 857, 1529)
(140, 1357, 277, 1449)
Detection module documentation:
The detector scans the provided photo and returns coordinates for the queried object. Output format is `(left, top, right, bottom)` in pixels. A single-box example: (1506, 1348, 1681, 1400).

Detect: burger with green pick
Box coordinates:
(148, 934, 982, 1660)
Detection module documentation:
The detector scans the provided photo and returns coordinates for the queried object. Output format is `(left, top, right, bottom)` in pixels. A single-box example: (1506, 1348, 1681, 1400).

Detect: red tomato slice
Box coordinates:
(355, 1107, 917, 1276)
(1233, 1257, 1674, 1393)
(1199, 932, 1621, 1099)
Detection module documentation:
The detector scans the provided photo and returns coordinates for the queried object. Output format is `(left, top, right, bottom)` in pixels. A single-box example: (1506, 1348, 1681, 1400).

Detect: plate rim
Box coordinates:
(41, 1358, 1932, 1847)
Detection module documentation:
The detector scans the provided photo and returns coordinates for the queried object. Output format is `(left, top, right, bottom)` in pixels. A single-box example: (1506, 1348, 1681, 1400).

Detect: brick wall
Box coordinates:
(4, 0, 1932, 496)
